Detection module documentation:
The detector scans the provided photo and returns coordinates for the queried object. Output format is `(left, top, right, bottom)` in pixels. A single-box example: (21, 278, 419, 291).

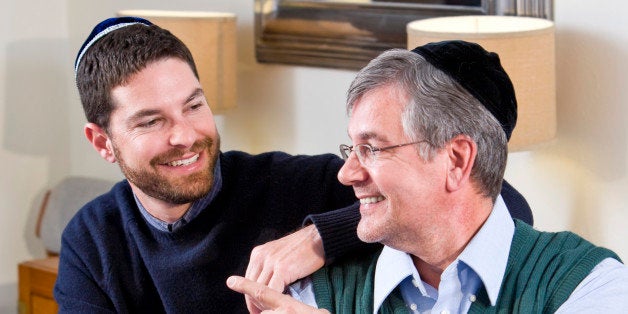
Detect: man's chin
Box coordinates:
(357, 222, 383, 244)
(164, 174, 212, 203)
(150, 186, 209, 205)
(129, 169, 212, 204)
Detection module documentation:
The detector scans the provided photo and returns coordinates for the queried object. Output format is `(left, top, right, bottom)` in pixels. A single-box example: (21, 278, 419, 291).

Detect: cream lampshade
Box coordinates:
(118, 10, 237, 113)
(407, 16, 556, 151)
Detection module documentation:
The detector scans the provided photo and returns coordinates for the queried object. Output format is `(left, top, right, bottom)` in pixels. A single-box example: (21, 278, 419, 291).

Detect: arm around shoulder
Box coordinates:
(306, 202, 380, 264)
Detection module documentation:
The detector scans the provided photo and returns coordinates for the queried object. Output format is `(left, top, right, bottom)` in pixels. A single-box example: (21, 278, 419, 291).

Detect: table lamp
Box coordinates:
(407, 15, 555, 151)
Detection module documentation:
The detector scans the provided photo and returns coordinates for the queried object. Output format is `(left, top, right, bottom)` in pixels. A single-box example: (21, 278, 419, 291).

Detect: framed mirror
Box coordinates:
(255, 0, 553, 70)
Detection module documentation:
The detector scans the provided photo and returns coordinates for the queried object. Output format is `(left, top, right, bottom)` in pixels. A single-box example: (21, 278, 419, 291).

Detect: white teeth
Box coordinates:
(360, 196, 385, 204)
(167, 154, 199, 166)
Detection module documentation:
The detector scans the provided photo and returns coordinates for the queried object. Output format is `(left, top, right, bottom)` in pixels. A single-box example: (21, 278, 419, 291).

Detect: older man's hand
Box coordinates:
(227, 276, 329, 314)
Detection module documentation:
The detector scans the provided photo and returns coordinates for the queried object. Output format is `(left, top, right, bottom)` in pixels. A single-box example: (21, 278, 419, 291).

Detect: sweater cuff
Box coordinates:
(305, 202, 363, 265)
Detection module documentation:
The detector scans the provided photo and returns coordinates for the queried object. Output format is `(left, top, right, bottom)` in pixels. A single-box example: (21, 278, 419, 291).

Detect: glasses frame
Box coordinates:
(339, 140, 428, 166)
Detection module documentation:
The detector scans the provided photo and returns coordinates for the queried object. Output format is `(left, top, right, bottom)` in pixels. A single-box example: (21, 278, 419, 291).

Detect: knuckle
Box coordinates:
(250, 246, 263, 258)
(254, 286, 267, 301)
(250, 247, 268, 263)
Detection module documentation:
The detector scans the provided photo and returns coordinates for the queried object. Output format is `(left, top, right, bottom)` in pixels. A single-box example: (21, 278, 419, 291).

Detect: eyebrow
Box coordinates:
(127, 109, 161, 125)
(349, 131, 387, 144)
(186, 88, 205, 103)
(126, 88, 205, 125)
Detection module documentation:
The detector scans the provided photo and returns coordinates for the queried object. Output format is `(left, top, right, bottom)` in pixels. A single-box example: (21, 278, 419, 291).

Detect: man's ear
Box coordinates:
(84, 123, 116, 163)
(445, 134, 476, 192)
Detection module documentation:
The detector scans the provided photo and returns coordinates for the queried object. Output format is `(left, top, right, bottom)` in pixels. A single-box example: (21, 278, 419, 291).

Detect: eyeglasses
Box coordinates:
(339, 141, 428, 166)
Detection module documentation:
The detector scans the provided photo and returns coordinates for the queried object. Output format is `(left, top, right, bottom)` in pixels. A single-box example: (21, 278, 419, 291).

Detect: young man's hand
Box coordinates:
(242, 225, 325, 313)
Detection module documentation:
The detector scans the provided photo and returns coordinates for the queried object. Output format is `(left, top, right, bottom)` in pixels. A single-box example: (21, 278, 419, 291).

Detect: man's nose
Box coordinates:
(337, 153, 368, 186)
(168, 120, 196, 148)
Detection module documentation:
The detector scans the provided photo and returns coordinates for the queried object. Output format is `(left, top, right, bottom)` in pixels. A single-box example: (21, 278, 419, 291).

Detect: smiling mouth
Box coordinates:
(164, 154, 199, 167)
(360, 196, 385, 204)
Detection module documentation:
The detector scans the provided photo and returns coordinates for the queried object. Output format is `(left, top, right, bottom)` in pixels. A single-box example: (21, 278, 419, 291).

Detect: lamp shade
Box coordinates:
(118, 10, 237, 113)
(407, 16, 555, 151)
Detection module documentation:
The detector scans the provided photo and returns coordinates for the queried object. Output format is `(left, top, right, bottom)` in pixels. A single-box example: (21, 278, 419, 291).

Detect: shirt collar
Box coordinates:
(374, 246, 418, 314)
(373, 195, 514, 310)
(458, 195, 514, 305)
(135, 157, 223, 232)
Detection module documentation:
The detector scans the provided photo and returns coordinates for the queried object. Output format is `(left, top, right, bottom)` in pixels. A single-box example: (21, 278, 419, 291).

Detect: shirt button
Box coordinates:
(441, 310, 450, 314)
(410, 304, 417, 311)
(470, 295, 477, 302)
(412, 279, 420, 288)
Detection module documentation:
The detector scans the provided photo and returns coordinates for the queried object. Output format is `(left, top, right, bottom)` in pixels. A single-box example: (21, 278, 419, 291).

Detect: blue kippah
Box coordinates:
(74, 16, 153, 74)
(411, 40, 517, 141)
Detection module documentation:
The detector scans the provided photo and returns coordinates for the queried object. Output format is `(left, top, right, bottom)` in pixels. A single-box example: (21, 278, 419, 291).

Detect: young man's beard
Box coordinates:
(114, 137, 219, 204)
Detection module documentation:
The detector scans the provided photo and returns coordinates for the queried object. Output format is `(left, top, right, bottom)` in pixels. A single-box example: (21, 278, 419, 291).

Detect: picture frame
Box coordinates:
(254, 0, 553, 70)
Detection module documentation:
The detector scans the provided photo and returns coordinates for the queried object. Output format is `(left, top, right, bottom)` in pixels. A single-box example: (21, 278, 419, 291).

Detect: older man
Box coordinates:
(228, 41, 628, 313)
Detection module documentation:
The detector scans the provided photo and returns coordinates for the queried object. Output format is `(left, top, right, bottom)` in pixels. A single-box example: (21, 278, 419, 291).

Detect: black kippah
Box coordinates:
(411, 40, 517, 140)
(75, 16, 153, 74)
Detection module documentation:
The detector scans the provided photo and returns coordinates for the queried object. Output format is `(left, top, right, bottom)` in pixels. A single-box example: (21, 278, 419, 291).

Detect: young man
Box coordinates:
(228, 41, 628, 313)
(55, 16, 358, 313)
(57, 16, 533, 313)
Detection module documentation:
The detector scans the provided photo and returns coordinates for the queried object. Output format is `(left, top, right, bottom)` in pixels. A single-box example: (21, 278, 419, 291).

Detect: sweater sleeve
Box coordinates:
(55, 221, 116, 313)
(501, 179, 533, 225)
(305, 203, 381, 265)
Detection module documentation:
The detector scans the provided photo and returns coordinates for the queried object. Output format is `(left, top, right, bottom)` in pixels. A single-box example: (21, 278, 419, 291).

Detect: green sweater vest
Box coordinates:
(312, 220, 620, 313)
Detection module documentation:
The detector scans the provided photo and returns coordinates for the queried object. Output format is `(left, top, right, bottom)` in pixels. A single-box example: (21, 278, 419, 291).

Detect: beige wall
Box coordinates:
(1, 0, 627, 310)
(507, 0, 628, 258)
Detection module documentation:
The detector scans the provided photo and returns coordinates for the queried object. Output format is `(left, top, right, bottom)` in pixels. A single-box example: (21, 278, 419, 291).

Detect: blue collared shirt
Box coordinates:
(135, 158, 222, 233)
(291, 195, 628, 313)
(376, 195, 512, 313)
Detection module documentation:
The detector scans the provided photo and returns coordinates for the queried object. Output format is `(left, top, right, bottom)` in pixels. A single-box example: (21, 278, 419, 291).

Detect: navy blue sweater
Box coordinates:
(54, 151, 357, 313)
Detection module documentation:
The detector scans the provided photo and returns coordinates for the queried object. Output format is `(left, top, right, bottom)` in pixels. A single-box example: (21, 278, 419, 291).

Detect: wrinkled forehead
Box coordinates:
(347, 85, 408, 143)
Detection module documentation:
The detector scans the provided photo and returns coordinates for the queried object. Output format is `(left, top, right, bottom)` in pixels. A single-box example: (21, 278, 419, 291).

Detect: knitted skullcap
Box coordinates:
(74, 16, 153, 74)
(411, 40, 517, 140)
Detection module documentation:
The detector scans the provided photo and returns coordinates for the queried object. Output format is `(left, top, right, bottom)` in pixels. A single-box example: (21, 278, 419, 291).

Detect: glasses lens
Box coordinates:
(356, 144, 373, 165)
(339, 145, 351, 160)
